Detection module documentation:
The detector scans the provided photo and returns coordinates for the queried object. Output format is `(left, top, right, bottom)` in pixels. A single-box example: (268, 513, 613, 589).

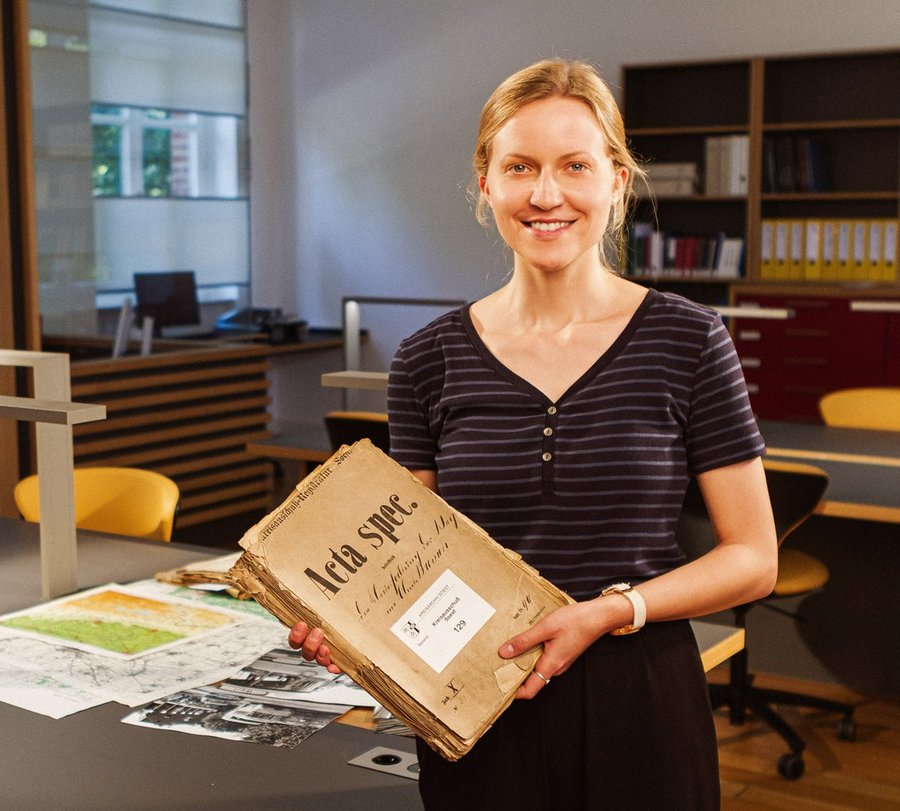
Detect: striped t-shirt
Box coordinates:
(387, 288, 765, 600)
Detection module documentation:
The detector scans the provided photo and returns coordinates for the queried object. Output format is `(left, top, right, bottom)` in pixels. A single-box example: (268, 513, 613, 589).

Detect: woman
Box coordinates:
(290, 59, 777, 809)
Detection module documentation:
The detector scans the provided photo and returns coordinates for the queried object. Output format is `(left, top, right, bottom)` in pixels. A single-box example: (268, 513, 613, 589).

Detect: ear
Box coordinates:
(613, 166, 628, 196)
(479, 175, 491, 205)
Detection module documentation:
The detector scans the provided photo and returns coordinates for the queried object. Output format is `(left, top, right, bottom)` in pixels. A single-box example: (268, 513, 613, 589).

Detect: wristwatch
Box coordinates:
(601, 583, 647, 635)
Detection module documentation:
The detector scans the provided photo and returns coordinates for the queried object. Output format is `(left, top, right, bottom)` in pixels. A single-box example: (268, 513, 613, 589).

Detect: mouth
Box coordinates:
(524, 220, 574, 233)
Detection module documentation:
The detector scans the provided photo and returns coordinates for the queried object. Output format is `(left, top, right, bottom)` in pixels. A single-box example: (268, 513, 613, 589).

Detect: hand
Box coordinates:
(498, 600, 614, 699)
(287, 621, 343, 674)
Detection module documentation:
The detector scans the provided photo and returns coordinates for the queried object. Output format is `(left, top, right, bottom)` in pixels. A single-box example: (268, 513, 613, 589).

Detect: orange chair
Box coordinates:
(14, 467, 180, 541)
(819, 387, 900, 431)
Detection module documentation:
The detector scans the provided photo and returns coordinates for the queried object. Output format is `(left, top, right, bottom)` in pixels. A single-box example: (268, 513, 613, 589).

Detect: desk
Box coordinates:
(1, 518, 741, 810)
(0, 518, 421, 811)
(759, 420, 900, 524)
(246, 423, 332, 467)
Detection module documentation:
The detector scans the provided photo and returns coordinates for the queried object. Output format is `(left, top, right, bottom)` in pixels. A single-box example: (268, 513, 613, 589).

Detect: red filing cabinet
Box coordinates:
(731, 293, 890, 421)
(887, 314, 900, 385)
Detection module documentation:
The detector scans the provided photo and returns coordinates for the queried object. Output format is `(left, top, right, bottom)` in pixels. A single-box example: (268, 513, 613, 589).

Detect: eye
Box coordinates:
(569, 162, 587, 173)
(506, 163, 529, 174)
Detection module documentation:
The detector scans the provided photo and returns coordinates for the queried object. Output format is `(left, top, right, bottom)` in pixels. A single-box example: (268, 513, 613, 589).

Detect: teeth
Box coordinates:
(529, 221, 569, 232)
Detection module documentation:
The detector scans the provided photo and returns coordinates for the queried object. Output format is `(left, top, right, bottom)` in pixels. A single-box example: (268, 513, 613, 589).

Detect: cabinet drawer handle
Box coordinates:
(785, 328, 829, 338)
(850, 300, 900, 313)
(784, 357, 828, 366)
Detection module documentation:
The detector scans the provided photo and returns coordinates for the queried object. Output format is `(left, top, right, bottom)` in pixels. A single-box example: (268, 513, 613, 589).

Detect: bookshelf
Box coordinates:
(622, 49, 898, 289)
(622, 50, 900, 420)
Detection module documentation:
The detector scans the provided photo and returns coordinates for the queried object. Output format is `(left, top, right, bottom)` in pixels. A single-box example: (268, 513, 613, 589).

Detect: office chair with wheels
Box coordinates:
(677, 459, 856, 780)
(819, 387, 900, 431)
(324, 410, 390, 454)
(14, 466, 180, 542)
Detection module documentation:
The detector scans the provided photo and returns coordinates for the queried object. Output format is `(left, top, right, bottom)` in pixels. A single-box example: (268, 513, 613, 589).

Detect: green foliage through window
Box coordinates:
(143, 128, 172, 197)
(92, 124, 121, 197)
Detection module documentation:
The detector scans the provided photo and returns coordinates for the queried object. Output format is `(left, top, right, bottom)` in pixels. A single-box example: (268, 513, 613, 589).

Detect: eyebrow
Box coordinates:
(497, 151, 597, 163)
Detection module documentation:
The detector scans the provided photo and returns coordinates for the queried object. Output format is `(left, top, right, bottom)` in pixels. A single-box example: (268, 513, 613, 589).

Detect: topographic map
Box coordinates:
(0, 585, 245, 658)
(0, 581, 286, 716)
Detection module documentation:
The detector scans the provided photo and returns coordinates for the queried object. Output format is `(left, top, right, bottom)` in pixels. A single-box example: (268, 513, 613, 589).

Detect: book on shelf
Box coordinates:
(789, 220, 805, 280)
(804, 220, 823, 280)
(628, 222, 743, 279)
(836, 220, 853, 280)
(704, 135, 748, 196)
(227, 440, 572, 761)
(641, 161, 698, 197)
(762, 135, 830, 193)
(884, 221, 899, 282)
(762, 217, 898, 282)
(760, 220, 775, 279)
(773, 220, 789, 279)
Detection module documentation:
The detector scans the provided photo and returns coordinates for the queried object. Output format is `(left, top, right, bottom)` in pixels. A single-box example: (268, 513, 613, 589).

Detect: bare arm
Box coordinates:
(502, 456, 778, 698)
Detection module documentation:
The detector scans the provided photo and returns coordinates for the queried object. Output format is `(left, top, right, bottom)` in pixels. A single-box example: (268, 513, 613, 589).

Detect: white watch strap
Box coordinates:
(620, 586, 646, 630)
(603, 583, 647, 634)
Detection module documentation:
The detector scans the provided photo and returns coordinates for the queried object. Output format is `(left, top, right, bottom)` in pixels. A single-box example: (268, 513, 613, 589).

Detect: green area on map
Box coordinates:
(1, 615, 183, 655)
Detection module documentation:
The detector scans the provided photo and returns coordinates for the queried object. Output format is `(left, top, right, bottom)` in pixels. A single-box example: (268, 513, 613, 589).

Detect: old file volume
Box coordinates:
(229, 440, 571, 760)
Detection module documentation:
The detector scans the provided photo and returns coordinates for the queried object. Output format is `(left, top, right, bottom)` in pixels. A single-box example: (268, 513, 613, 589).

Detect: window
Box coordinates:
(90, 105, 246, 199)
(28, 0, 248, 335)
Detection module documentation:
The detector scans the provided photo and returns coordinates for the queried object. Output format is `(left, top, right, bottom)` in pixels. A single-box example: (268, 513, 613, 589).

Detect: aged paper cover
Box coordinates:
(229, 440, 571, 760)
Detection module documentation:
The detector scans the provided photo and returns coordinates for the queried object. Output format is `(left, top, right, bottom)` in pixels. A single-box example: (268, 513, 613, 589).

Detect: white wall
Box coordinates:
(248, 0, 900, 373)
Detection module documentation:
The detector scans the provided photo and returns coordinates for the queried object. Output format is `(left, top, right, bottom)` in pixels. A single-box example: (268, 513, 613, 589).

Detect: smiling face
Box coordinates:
(479, 96, 627, 277)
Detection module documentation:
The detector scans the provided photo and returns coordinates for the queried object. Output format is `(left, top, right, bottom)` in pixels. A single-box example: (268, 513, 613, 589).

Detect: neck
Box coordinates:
(501, 258, 620, 329)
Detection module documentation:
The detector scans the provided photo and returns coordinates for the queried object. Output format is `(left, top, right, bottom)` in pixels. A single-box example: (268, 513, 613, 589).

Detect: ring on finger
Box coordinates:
(533, 669, 551, 685)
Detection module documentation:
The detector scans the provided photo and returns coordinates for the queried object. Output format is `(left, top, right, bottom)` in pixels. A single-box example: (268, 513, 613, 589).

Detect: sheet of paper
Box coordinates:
(0, 584, 246, 660)
(119, 645, 370, 748)
(0, 656, 107, 718)
(216, 647, 378, 708)
(0, 619, 284, 707)
(390, 569, 495, 673)
(121, 684, 343, 748)
(128, 578, 279, 623)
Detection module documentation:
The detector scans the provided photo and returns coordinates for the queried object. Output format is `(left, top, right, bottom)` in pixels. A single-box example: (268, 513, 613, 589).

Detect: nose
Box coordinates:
(530, 171, 563, 209)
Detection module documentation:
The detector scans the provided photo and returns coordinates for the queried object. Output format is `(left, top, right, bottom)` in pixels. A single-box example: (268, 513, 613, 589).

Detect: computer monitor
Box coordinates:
(133, 271, 201, 337)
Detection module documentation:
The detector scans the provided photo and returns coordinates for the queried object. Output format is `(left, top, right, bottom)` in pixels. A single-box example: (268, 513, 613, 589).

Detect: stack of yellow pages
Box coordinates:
(229, 440, 571, 760)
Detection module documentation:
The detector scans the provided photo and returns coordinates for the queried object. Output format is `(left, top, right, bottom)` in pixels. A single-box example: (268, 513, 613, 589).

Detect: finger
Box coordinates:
(516, 669, 551, 700)
(302, 626, 324, 660)
(499, 628, 542, 659)
(287, 621, 309, 649)
(315, 643, 333, 667)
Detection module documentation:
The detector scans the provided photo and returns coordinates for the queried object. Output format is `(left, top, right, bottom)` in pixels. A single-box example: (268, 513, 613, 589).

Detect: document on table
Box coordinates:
(121, 647, 377, 748)
(0, 579, 284, 716)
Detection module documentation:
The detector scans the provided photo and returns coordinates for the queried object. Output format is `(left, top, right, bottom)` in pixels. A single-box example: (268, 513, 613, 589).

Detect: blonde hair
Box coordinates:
(472, 59, 645, 265)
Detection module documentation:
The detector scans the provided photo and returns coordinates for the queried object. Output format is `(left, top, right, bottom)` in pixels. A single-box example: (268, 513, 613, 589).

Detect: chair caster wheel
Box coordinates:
(838, 716, 857, 741)
(778, 752, 805, 780)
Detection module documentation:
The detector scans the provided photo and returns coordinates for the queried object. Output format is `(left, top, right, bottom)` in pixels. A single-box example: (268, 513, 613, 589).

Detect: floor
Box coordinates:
(712, 669, 900, 810)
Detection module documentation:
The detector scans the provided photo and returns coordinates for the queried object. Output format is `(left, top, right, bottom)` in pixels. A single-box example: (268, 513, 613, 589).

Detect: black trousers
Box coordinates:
(416, 620, 720, 811)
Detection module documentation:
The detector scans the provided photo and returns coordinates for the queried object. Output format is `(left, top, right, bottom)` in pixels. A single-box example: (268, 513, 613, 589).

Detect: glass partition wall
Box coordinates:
(28, 0, 249, 337)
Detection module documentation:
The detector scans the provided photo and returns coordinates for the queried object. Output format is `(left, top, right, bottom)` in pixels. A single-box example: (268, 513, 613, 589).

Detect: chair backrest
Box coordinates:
(324, 410, 390, 454)
(14, 467, 180, 541)
(676, 459, 829, 562)
(818, 387, 900, 432)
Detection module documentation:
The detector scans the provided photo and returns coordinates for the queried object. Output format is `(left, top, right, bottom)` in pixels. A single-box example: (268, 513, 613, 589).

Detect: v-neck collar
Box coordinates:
(460, 287, 657, 406)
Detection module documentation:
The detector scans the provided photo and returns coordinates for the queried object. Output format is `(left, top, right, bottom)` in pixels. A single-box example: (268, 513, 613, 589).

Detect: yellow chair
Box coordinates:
(14, 467, 180, 542)
(818, 387, 900, 431)
(677, 459, 855, 780)
(324, 410, 390, 454)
